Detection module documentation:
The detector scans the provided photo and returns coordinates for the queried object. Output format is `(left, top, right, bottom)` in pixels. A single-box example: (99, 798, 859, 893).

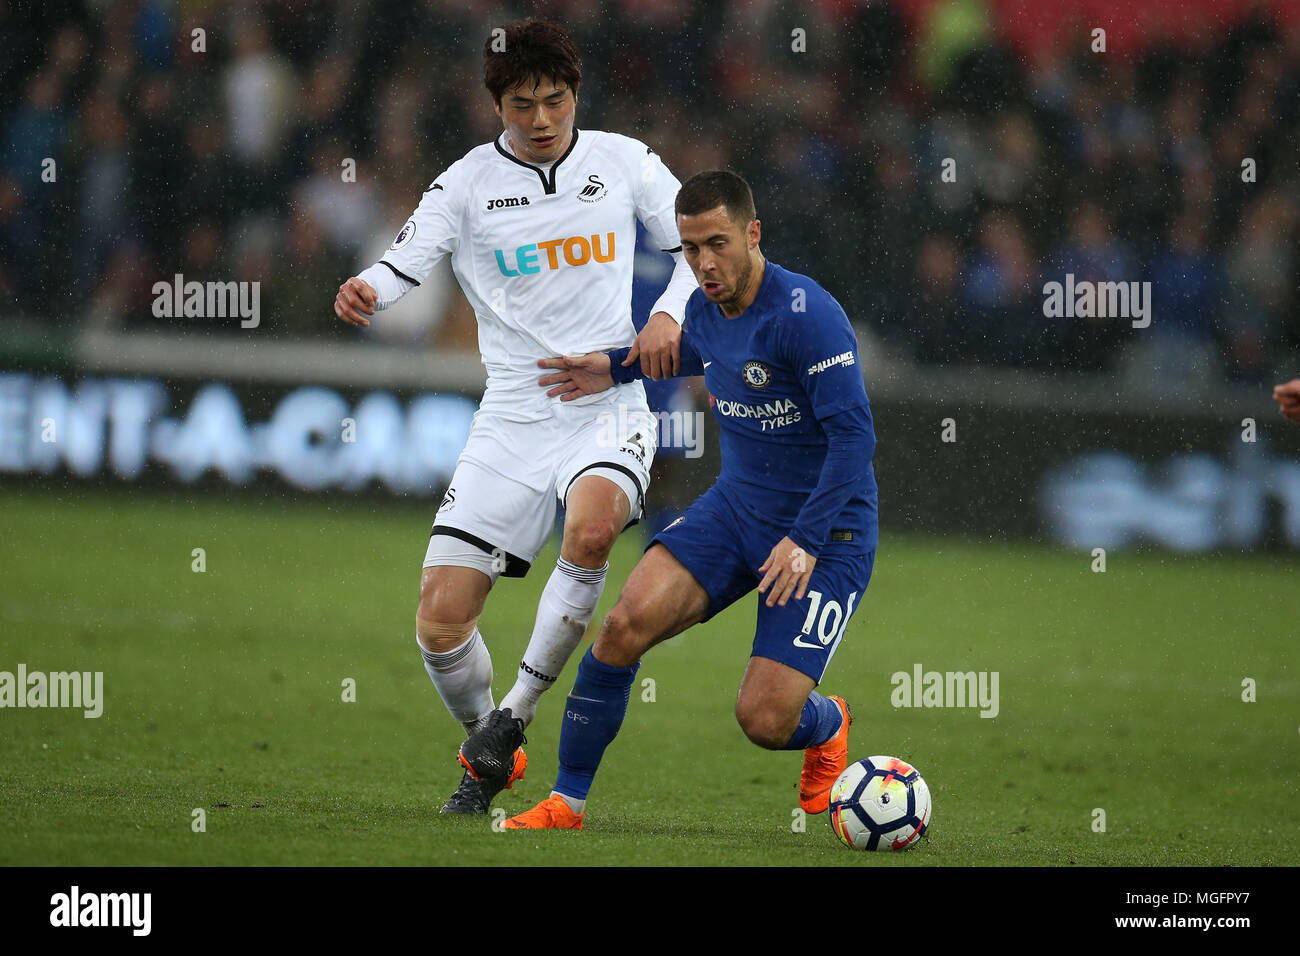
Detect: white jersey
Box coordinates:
(364, 128, 695, 401)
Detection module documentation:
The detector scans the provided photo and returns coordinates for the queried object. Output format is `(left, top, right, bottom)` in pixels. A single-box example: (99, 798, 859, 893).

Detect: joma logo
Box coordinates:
(487, 195, 530, 211)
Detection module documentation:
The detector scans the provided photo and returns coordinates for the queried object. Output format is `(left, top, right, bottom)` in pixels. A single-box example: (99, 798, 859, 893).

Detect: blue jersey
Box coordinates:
(612, 260, 878, 555)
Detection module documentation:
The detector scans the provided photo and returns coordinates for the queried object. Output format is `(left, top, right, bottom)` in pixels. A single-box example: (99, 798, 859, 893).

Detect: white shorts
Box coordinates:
(423, 382, 657, 581)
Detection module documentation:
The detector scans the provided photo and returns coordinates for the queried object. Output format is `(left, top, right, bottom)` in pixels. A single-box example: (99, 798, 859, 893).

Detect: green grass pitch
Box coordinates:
(1, 487, 1296, 866)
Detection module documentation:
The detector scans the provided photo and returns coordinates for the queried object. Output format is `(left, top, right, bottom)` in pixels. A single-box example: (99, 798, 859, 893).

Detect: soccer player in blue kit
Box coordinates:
(502, 170, 878, 829)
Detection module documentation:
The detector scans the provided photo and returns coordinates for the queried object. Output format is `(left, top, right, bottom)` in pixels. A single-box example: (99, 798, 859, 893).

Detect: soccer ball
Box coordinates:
(828, 756, 932, 851)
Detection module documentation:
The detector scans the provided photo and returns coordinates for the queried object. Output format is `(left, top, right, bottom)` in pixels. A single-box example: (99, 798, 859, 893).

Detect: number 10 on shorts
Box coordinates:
(794, 590, 858, 650)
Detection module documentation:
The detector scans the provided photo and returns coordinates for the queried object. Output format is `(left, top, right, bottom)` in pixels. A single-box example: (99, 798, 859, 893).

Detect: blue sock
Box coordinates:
(554, 647, 640, 801)
(782, 693, 843, 750)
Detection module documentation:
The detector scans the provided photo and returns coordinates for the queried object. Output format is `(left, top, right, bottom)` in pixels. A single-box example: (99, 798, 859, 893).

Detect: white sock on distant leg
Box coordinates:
(501, 557, 608, 726)
(418, 630, 495, 737)
(554, 791, 586, 814)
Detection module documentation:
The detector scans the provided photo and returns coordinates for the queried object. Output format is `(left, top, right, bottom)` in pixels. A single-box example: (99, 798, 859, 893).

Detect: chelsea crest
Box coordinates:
(742, 361, 772, 389)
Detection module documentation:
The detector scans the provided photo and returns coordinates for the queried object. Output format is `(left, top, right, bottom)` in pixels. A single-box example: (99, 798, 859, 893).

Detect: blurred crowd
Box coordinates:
(3, 0, 1298, 384)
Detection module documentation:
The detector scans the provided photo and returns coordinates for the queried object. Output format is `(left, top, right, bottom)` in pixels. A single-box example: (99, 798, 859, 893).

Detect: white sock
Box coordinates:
(501, 557, 608, 727)
(554, 790, 586, 814)
(418, 630, 495, 737)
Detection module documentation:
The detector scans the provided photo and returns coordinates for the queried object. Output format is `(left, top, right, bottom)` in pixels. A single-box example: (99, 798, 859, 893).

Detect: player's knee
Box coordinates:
(416, 582, 479, 653)
(564, 516, 620, 566)
(592, 601, 647, 668)
(735, 699, 797, 751)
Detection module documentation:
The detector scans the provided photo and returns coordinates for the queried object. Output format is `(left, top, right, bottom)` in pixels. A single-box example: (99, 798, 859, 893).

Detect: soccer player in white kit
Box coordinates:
(333, 19, 697, 813)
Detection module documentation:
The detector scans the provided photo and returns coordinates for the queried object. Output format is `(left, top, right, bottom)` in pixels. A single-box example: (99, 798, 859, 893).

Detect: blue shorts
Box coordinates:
(650, 483, 874, 683)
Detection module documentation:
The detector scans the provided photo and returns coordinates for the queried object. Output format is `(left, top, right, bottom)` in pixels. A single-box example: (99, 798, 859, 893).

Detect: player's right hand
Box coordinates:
(335, 277, 377, 327)
(632, 311, 682, 380)
(538, 353, 613, 401)
(1274, 378, 1300, 423)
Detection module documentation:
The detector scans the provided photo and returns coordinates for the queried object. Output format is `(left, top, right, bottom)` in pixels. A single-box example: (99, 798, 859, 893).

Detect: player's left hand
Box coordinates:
(633, 311, 682, 381)
(757, 536, 816, 608)
(538, 352, 614, 400)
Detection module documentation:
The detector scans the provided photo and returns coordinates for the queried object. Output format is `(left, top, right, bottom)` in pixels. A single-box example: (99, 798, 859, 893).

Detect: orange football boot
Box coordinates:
(502, 747, 527, 789)
(502, 793, 584, 830)
(798, 695, 852, 814)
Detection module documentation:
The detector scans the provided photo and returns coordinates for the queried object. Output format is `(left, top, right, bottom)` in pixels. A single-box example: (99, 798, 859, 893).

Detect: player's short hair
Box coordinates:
(484, 19, 582, 104)
(675, 170, 757, 229)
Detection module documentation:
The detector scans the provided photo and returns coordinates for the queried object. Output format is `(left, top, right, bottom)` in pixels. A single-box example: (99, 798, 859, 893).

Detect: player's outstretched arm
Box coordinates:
(538, 353, 614, 401)
(334, 277, 377, 328)
(610, 329, 706, 383)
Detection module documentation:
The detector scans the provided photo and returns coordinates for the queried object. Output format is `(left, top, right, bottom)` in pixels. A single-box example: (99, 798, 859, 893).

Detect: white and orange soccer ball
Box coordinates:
(829, 756, 932, 851)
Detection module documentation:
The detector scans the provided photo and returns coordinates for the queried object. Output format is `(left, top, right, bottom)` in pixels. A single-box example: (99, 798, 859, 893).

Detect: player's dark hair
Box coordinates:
(675, 170, 757, 228)
(484, 19, 582, 104)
